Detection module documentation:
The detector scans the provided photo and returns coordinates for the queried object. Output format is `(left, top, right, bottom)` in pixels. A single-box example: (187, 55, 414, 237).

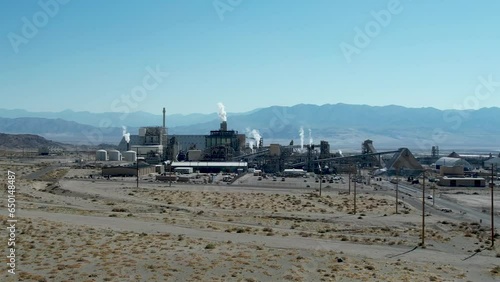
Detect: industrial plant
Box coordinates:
(87, 104, 499, 187)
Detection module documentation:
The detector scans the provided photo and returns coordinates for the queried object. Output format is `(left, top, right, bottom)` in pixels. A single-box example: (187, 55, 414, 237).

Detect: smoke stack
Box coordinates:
(127, 143, 130, 151)
(220, 121, 227, 131)
(163, 107, 166, 129)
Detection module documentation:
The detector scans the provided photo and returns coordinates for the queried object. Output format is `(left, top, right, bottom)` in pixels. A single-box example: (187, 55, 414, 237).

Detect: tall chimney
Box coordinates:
(127, 142, 130, 151)
(163, 107, 166, 129)
(220, 121, 227, 131)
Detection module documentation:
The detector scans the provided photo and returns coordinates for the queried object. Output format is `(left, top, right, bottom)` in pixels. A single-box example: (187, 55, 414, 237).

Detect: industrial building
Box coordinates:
(38, 146, 64, 155)
(169, 135, 206, 152)
(116, 108, 246, 164)
(109, 107, 434, 179)
(116, 127, 167, 164)
(435, 157, 473, 171)
(170, 161, 247, 173)
(439, 165, 465, 177)
(102, 163, 157, 177)
(204, 121, 246, 161)
(484, 157, 500, 169)
(283, 169, 307, 177)
(438, 176, 486, 187)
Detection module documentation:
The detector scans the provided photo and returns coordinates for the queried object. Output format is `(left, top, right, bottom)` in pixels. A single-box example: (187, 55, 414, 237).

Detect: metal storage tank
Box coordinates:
(108, 150, 121, 161)
(123, 150, 137, 162)
(96, 150, 107, 161)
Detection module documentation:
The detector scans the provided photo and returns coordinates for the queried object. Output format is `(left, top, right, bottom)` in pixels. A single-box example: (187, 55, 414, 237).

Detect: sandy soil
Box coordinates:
(0, 162, 499, 281)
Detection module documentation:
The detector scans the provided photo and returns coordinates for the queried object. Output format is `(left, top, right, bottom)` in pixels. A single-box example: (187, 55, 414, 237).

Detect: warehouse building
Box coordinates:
(170, 161, 247, 173)
(102, 163, 157, 177)
(435, 157, 473, 171)
(438, 176, 486, 187)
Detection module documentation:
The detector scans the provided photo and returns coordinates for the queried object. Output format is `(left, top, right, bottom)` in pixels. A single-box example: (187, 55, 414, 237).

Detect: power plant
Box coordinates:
(107, 105, 431, 176)
(88, 104, 495, 182)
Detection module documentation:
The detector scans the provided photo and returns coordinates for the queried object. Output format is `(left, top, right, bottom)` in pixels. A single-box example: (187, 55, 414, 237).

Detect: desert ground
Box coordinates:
(1, 158, 499, 281)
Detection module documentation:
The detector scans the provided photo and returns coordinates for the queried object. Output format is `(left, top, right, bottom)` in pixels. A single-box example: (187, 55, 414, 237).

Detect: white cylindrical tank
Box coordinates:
(108, 150, 121, 161)
(96, 150, 107, 161)
(123, 150, 137, 162)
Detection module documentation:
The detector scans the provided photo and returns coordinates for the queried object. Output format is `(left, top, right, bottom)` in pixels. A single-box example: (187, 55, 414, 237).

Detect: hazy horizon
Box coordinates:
(2, 102, 500, 116)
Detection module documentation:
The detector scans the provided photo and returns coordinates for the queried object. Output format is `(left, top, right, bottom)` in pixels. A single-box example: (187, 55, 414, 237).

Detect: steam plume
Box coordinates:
(122, 126, 130, 143)
(246, 128, 262, 150)
(299, 126, 304, 151)
(248, 140, 255, 150)
(308, 128, 313, 147)
(251, 129, 261, 148)
(217, 102, 227, 122)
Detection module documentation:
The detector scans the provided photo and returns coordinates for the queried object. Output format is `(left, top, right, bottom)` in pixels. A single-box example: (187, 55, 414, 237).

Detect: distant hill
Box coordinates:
(0, 133, 65, 150)
(0, 117, 124, 145)
(1, 104, 500, 151)
(0, 108, 246, 128)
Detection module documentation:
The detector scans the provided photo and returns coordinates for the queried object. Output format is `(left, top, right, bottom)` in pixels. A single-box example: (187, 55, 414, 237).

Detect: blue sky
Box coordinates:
(1, 0, 500, 115)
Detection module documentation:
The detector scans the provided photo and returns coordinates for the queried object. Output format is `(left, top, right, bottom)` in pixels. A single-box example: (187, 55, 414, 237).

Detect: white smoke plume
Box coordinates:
(246, 128, 262, 150)
(248, 140, 255, 150)
(251, 129, 261, 148)
(299, 126, 304, 151)
(308, 128, 313, 147)
(122, 126, 130, 143)
(217, 102, 227, 122)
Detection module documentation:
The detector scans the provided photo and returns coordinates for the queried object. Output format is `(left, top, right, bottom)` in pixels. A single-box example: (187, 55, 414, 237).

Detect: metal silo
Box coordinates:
(123, 150, 137, 162)
(108, 150, 121, 161)
(96, 150, 108, 161)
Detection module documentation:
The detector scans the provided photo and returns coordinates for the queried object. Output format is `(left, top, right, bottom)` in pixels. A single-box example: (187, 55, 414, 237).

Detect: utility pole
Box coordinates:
(354, 177, 357, 214)
(432, 184, 436, 207)
(169, 162, 172, 187)
(319, 163, 322, 197)
(348, 164, 351, 195)
(491, 164, 495, 247)
(136, 147, 139, 188)
(396, 167, 399, 214)
(353, 163, 358, 214)
(421, 170, 426, 247)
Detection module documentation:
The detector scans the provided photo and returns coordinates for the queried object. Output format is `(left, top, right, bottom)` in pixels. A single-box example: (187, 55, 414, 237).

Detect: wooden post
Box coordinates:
(491, 164, 495, 247)
(421, 171, 426, 247)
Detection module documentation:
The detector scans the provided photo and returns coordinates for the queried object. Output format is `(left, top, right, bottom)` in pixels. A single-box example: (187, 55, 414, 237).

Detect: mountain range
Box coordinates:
(0, 104, 499, 152)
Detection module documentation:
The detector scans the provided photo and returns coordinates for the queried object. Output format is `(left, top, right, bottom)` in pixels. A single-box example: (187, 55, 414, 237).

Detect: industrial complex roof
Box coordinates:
(484, 157, 500, 166)
(171, 161, 248, 167)
(435, 157, 472, 169)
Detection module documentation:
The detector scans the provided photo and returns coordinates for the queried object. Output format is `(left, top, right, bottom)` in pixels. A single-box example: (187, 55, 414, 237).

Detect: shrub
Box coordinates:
(205, 243, 216, 250)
